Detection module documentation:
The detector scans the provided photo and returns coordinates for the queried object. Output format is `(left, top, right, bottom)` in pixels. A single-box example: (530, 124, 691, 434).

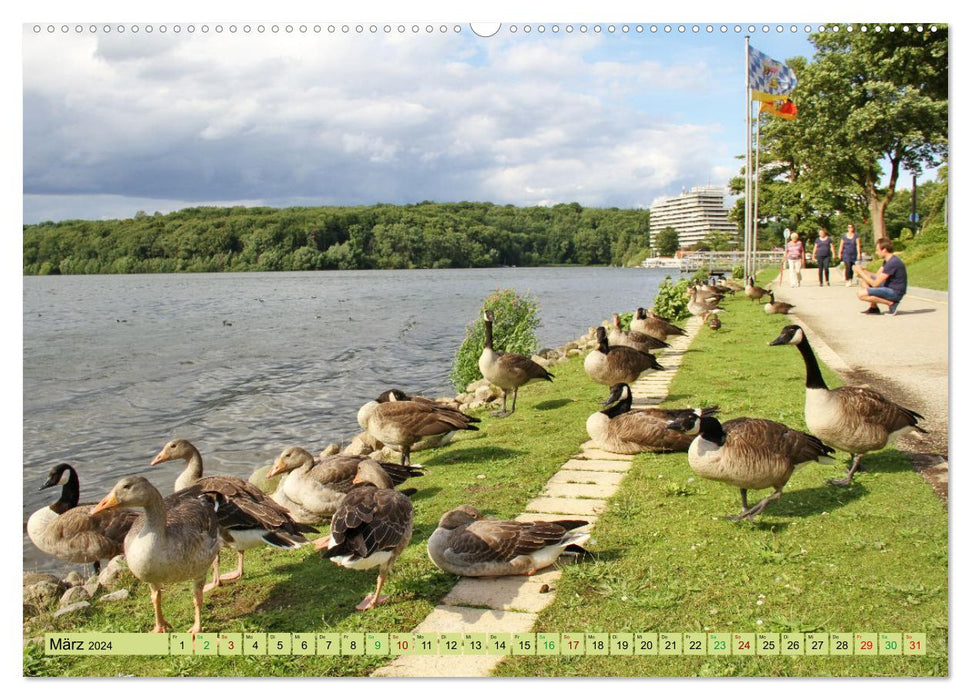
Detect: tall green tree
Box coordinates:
(655, 227, 679, 256)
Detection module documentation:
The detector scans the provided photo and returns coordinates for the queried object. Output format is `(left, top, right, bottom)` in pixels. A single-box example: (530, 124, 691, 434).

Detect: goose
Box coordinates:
(605, 313, 669, 353)
(317, 461, 413, 610)
(150, 439, 317, 591)
(704, 310, 722, 331)
(26, 463, 137, 574)
(585, 383, 718, 454)
(666, 411, 835, 520)
(357, 396, 479, 466)
(357, 389, 479, 452)
(720, 278, 745, 293)
(266, 447, 423, 525)
(427, 505, 591, 577)
(584, 326, 664, 401)
(769, 324, 926, 486)
(630, 308, 686, 341)
(764, 292, 795, 315)
(478, 309, 554, 417)
(745, 276, 770, 302)
(687, 286, 724, 317)
(91, 476, 221, 632)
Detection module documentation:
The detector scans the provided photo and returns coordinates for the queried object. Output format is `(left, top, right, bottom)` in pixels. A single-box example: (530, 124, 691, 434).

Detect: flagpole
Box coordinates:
(742, 35, 752, 282)
(753, 107, 761, 263)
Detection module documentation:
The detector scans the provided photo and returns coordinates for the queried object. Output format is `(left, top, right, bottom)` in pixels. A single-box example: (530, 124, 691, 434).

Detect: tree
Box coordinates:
(655, 227, 679, 256)
(790, 25, 948, 245)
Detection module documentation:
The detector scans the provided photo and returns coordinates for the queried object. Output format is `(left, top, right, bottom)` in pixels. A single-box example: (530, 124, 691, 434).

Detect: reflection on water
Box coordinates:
(23, 267, 675, 572)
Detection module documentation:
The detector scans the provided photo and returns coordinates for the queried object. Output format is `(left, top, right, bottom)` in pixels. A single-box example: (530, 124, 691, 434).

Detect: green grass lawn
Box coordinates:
(24, 349, 608, 677)
(494, 294, 947, 677)
(902, 246, 948, 291)
(25, 296, 948, 677)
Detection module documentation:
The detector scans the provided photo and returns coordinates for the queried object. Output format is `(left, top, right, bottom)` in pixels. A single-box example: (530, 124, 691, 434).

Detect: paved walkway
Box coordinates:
(771, 272, 948, 499)
(371, 317, 703, 677)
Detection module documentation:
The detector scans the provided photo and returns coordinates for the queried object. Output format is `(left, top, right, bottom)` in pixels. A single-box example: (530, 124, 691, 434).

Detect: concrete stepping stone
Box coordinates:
(514, 512, 599, 525)
(559, 458, 631, 473)
(524, 496, 607, 516)
(548, 470, 625, 486)
(442, 569, 562, 612)
(543, 481, 618, 499)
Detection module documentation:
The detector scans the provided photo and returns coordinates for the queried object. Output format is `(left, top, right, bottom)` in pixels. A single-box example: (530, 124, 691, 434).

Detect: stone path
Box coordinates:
(372, 316, 702, 677)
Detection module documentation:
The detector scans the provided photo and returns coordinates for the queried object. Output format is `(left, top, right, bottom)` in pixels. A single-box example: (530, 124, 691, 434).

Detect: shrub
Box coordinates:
(652, 276, 692, 321)
(918, 223, 948, 244)
(449, 289, 541, 392)
(732, 264, 745, 280)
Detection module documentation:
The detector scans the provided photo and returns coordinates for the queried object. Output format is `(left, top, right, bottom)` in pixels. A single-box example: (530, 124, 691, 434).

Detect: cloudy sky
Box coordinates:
(23, 21, 819, 223)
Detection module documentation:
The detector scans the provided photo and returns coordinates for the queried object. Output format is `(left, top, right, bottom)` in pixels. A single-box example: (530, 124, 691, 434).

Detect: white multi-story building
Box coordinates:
(649, 186, 738, 251)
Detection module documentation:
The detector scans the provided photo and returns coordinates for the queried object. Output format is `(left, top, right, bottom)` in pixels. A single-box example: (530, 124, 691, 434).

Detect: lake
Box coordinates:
(23, 266, 676, 573)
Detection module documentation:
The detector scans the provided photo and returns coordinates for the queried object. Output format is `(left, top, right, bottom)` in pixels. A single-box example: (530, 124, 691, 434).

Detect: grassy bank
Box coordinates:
(24, 344, 608, 677)
(494, 295, 947, 677)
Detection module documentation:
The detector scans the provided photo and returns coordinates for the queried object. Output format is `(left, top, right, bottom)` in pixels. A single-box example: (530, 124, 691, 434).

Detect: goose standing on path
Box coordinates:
(769, 324, 926, 486)
(585, 383, 718, 454)
(584, 326, 664, 401)
(357, 396, 479, 466)
(478, 309, 554, 418)
(666, 411, 835, 521)
(91, 476, 221, 633)
(630, 308, 685, 341)
(427, 505, 590, 577)
(764, 292, 795, 315)
(27, 463, 137, 574)
(151, 439, 316, 591)
(605, 313, 669, 353)
(317, 461, 413, 611)
(266, 447, 423, 524)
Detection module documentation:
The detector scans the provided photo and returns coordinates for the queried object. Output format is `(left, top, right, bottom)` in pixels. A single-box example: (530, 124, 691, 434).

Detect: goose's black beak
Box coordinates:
(768, 333, 788, 346)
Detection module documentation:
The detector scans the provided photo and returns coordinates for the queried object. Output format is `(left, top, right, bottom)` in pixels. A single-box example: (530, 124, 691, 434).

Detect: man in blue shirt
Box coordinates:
(854, 238, 908, 316)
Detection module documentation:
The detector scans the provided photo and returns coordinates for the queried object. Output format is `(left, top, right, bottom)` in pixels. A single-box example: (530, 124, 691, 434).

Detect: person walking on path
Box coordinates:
(838, 223, 863, 286)
(855, 238, 908, 316)
(812, 228, 833, 286)
(784, 229, 806, 288)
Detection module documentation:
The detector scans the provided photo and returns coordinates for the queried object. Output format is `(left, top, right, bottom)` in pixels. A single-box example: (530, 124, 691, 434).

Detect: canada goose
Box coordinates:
(630, 308, 687, 340)
(764, 292, 795, 315)
(605, 313, 670, 353)
(151, 439, 316, 591)
(666, 411, 835, 520)
(357, 388, 479, 452)
(27, 463, 137, 574)
(357, 396, 479, 466)
(478, 309, 554, 417)
(704, 310, 722, 331)
(584, 326, 664, 401)
(745, 276, 770, 302)
(720, 278, 745, 292)
(266, 447, 423, 524)
(317, 461, 413, 610)
(427, 505, 591, 577)
(687, 286, 724, 317)
(769, 324, 926, 486)
(585, 383, 718, 454)
(91, 476, 221, 633)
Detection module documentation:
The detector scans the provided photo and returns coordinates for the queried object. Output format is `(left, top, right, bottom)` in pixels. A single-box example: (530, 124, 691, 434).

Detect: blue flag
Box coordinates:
(748, 45, 798, 102)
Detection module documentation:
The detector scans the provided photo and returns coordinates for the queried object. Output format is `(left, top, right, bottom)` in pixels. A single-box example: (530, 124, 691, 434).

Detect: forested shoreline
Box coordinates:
(23, 202, 652, 275)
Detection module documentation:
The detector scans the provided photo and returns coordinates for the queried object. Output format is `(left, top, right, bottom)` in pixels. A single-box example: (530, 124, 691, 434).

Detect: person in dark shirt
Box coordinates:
(812, 228, 833, 286)
(854, 238, 908, 316)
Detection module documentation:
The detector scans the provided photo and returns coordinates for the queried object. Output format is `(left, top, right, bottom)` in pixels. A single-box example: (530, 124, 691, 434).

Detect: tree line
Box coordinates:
(23, 202, 652, 275)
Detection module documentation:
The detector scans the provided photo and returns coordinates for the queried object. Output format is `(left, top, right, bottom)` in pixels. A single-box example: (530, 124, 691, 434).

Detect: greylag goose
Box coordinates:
(27, 463, 137, 574)
(151, 439, 316, 591)
(357, 389, 479, 452)
(477, 309, 554, 417)
(427, 505, 590, 577)
(605, 313, 669, 353)
(666, 411, 835, 521)
(769, 324, 926, 486)
(764, 292, 795, 315)
(91, 476, 221, 632)
(585, 383, 718, 454)
(687, 286, 724, 317)
(266, 447, 422, 525)
(357, 395, 479, 466)
(584, 326, 664, 401)
(317, 461, 413, 610)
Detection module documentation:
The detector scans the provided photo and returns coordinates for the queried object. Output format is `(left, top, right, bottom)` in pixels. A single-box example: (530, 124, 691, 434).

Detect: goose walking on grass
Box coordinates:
(666, 411, 835, 521)
(703, 310, 722, 331)
(687, 286, 724, 317)
(427, 505, 590, 577)
(27, 463, 137, 574)
(585, 383, 718, 455)
(478, 309, 554, 418)
(584, 326, 664, 401)
(151, 439, 316, 591)
(605, 313, 669, 353)
(266, 447, 423, 525)
(317, 461, 413, 611)
(91, 476, 221, 633)
(769, 324, 926, 486)
(630, 308, 685, 341)
(764, 292, 795, 315)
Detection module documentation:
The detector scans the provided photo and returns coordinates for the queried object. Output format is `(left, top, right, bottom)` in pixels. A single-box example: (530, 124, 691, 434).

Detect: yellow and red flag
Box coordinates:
(760, 98, 798, 120)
